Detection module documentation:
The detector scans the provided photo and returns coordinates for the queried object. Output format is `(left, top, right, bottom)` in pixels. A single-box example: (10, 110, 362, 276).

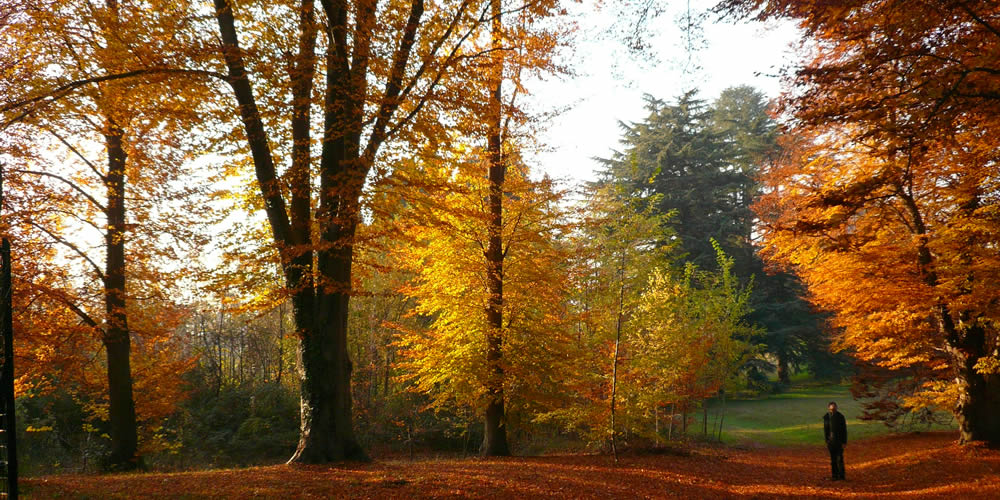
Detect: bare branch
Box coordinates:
(37, 124, 107, 182)
(29, 220, 106, 283)
(14, 169, 106, 211)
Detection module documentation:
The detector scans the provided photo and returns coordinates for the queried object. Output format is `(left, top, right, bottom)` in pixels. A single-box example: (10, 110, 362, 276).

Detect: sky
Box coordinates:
(528, 0, 802, 186)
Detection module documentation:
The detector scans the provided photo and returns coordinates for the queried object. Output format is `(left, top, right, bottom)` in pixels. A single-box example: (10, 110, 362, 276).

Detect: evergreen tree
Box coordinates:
(600, 91, 739, 269)
(600, 87, 844, 386)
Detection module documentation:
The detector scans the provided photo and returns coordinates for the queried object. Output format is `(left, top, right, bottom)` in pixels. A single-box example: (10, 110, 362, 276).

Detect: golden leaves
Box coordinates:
(390, 154, 575, 420)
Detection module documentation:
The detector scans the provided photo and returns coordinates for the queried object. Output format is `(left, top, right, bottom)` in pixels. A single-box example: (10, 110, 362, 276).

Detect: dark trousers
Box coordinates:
(827, 442, 845, 479)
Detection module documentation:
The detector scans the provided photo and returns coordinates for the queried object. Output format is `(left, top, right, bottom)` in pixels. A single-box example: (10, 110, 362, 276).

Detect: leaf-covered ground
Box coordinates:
(24, 432, 1000, 499)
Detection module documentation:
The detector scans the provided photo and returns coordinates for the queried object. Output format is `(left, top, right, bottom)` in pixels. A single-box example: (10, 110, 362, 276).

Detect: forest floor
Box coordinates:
(23, 431, 1000, 499)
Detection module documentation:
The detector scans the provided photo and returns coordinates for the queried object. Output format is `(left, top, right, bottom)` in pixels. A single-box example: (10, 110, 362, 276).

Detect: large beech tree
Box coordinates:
(720, 0, 1000, 444)
(208, 0, 568, 462)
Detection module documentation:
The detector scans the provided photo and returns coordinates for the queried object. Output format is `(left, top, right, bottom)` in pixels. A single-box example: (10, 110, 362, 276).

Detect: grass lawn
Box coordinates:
(695, 383, 957, 446)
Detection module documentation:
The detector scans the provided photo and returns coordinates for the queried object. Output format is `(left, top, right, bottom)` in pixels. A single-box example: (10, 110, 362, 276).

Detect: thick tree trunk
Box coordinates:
(0, 166, 19, 497)
(481, 107, 510, 456)
(951, 325, 1000, 444)
(289, 119, 367, 463)
(288, 248, 365, 462)
(103, 126, 139, 470)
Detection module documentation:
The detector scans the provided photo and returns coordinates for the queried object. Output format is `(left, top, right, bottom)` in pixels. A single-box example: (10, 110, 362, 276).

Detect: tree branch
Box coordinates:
(32, 282, 102, 333)
(29, 221, 106, 283)
(213, 0, 295, 279)
(362, 0, 425, 164)
(14, 169, 106, 212)
(1, 68, 228, 129)
(37, 124, 108, 182)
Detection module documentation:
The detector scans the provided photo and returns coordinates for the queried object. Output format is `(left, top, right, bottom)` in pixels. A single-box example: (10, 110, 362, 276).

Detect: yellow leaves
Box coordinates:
(902, 380, 961, 414)
(389, 153, 575, 421)
(973, 355, 1000, 376)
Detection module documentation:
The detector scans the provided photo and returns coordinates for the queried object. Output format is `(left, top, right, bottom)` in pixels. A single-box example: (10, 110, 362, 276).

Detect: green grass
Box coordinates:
(693, 383, 956, 446)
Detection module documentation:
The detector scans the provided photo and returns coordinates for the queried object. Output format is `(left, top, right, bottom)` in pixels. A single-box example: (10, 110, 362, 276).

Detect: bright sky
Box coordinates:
(529, 1, 801, 185)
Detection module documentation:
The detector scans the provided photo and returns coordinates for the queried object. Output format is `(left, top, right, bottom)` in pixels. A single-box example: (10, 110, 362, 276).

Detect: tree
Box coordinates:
(2, 0, 208, 468)
(207, 0, 569, 461)
(704, 86, 778, 274)
(599, 87, 834, 387)
(393, 157, 575, 454)
(206, 0, 484, 462)
(538, 181, 669, 453)
(749, 271, 831, 385)
(720, 0, 1000, 444)
(600, 91, 744, 269)
(632, 243, 756, 440)
(756, 129, 1000, 444)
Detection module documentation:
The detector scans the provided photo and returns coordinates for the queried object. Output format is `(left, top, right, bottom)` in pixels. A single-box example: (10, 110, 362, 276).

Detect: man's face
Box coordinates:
(828, 404, 837, 413)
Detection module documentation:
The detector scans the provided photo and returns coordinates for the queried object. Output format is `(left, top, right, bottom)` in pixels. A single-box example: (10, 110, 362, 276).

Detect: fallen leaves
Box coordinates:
(23, 432, 1000, 499)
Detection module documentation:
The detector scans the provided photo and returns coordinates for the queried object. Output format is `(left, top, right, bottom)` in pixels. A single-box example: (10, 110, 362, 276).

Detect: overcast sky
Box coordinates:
(527, 1, 801, 186)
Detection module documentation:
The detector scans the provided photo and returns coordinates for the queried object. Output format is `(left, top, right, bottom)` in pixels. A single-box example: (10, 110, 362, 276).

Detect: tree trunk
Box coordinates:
(0, 165, 19, 498)
(481, 0, 509, 458)
(481, 104, 510, 456)
(899, 188, 1000, 445)
(290, 150, 367, 462)
(609, 249, 625, 462)
(951, 325, 1000, 444)
(103, 125, 139, 470)
(667, 403, 674, 441)
(276, 302, 284, 386)
(654, 406, 659, 447)
(777, 349, 790, 385)
(289, 270, 365, 462)
(717, 389, 726, 442)
(702, 401, 708, 437)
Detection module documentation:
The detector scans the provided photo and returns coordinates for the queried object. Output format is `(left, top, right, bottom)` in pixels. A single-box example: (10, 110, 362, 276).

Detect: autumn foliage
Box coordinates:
(6, 0, 1000, 486)
(720, 0, 1000, 443)
(391, 156, 575, 440)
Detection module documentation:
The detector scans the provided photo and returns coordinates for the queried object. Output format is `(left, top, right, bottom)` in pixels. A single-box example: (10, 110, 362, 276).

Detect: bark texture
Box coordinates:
(103, 125, 139, 470)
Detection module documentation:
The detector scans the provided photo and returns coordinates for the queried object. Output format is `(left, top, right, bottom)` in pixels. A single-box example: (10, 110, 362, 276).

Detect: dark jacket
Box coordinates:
(824, 411, 847, 446)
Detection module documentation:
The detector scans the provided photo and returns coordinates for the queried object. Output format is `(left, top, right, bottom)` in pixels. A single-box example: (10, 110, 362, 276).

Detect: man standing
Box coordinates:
(823, 401, 847, 480)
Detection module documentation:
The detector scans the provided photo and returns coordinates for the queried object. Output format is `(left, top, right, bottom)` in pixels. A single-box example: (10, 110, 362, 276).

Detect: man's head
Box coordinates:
(828, 402, 838, 413)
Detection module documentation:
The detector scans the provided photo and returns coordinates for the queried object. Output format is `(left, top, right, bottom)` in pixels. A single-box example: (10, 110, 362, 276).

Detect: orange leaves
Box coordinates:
(24, 432, 1000, 498)
(733, 1, 1000, 434)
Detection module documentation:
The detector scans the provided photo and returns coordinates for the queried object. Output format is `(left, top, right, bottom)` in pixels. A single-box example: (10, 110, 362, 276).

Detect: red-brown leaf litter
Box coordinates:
(24, 432, 1000, 499)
